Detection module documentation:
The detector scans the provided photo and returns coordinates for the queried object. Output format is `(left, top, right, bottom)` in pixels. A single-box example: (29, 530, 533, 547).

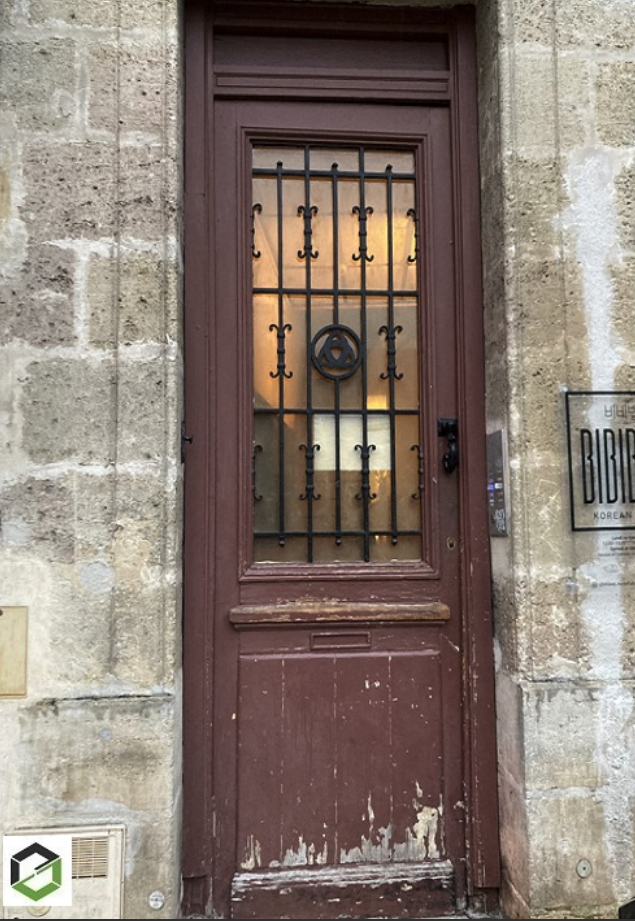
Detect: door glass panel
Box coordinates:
(252, 144, 422, 563)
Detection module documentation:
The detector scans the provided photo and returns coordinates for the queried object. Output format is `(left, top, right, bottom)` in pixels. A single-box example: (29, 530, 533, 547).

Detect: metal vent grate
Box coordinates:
(72, 834, 109, 879)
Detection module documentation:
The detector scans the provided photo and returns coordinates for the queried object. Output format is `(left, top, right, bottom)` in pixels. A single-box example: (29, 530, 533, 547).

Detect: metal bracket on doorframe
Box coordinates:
(181, 421, 193, 463)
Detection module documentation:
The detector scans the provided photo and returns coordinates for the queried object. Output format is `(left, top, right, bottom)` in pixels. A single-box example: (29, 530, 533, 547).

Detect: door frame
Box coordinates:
(182, 2, 500, 915)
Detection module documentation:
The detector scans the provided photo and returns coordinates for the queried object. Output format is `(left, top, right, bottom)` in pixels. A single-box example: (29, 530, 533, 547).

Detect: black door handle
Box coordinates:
(437, 418, 458, 473)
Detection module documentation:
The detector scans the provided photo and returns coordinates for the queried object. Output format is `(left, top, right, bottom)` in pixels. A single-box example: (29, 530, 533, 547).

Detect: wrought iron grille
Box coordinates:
(252, 145, 423, 563)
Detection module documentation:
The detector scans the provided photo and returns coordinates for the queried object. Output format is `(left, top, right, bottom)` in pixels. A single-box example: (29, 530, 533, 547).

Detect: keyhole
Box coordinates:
(447, 537, 456, 550)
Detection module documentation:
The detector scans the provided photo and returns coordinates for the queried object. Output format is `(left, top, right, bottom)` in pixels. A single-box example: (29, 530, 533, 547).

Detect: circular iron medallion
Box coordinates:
(311, 324, 362, 381)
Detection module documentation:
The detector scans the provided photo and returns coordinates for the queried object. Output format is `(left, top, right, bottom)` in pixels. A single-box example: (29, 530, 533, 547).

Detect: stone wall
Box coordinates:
(485, 0, 635, 917)
(0, 1, 182, 918)
(3, 0, 635, 919)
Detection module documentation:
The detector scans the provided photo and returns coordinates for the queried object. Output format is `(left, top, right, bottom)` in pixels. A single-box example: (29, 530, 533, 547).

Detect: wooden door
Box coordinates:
(183, 6, 500, 919)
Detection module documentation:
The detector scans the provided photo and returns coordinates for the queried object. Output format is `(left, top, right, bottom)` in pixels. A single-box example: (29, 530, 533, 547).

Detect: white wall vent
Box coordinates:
(3, 826, 124, 920)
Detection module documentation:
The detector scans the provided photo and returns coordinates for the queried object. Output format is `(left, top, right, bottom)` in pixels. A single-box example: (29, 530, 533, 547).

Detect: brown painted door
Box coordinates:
(183, 9, 499, 919)
(215, 101, 464, 919)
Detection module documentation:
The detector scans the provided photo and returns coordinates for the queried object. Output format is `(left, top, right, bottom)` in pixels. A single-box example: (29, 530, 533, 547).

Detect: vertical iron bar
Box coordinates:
(386, 166, 399, 546)
(303, 146, 315, 562)
(331, 161, 343, 546)
(276, 161, 286, 546)
(359, 149, 371, 561)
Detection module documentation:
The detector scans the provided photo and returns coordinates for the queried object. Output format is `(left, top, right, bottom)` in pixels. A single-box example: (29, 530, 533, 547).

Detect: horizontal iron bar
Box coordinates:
(253, 167, 416, 180)
(254, 407, 419, 416)
(254, 286, 418, 297)
(254, 529, 422, 538)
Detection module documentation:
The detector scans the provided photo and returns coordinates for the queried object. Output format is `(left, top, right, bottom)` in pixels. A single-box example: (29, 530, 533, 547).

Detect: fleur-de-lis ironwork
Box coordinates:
(407, 207, 419, 264)
(297, 204, 319, 260)
(269, 322, 293, 380)
(299, 443, 322, 501)
(251, 203, 262, 259)
(411, 444, 425, 499)
(379, 324, 404, 381)
(352, 205, 374, 262)
(355, 443, 378, 500)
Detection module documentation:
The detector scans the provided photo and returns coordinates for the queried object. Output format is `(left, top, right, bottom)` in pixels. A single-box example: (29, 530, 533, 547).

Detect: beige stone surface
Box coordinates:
(616, 162, 635, 252)
(508, 0, 555, 46)
(556, 55, 593, 150)
(15, 696, 180, 919)
(527, 792, 616, 911)
(0, 39, 78, 132)
(0, 478, 75, 563)
(0, 0, 182, 916)
(118, 145, 178, 240)
(596, 62, 635, 148)
(20, 357, 115, 464)
(23, 142, 117, 242)
(507, 156, 564, 258)
(29, 0, 118, 28)
(512, 51, 558, 155)
(119, 0, 180, 32)
(88, 42, 177, 138)
(87, 250, 178, 346)
(555, 0, 635, 50)
(523, 684, 604, 788)
(0, 243, 76, 346)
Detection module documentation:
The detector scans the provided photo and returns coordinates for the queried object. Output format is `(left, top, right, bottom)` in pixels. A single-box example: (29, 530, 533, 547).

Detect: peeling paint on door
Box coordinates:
(279, 836, 328, 867)
(241, 835, 262, 870)
(340, 788, 444, 864)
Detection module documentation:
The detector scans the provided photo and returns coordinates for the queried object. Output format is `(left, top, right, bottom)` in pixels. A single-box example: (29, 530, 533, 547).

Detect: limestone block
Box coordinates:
(122, 809, 180, 921)
(118, 145, 178, 240)
(109, 580, 179, 687)
(87, 250, 177, 347)
(523, 684, 603, 789)
(516, 357, 565, 454)
(18, 696, 176, 806)
(520, 464, 570, 575)
(0, 39, 78, 131)
(508, 0, 555, 47)
(23, 142, 116, 242)
(496, 673, 531, 904)
(507, 157, 563, 260)
(34, 579, 116, 696)
(555, 0, 635, 50)
(0, 553, 175, 698)
(616, 162, 635, 253)
(618, 582, 635, 679)
(20, 357, 115, 465)
(555, 55, 592, 151)
(0, 243, 76, 347)
(596, 63, 635, 148)
(0, 0, 17, 29)
(0, 478, 75, 562)
(513, 260, 575, 355)
(29, 0, 117, 28)
(119, 0, 180, 33)
(527, 589, 588, 680)
(612, 259, 635, 357)
(88, 42, 177, 138)
(16, 696, 180, 919)
(527, 792, 615, 911)
(512, 51, 557, 154)
(116, 360, 167, 464)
